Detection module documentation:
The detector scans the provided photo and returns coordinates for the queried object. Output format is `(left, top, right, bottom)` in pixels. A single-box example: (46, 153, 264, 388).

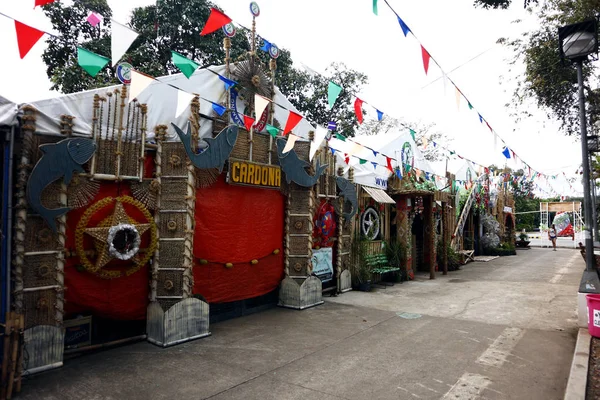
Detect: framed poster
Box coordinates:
(311, 248, 333, 283)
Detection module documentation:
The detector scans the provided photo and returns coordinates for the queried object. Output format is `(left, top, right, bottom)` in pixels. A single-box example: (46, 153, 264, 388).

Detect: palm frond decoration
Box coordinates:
(68, 177, 100, 209)
(232, 60, 272, 104)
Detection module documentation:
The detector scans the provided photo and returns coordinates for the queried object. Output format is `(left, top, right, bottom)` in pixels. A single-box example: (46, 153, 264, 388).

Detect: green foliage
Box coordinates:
(518, 231, 529, 240)
(385, 240, 407, 269)
(350, 235, 371, 285)
(474, 0, 536, 8)
(436, 240, 461, 271)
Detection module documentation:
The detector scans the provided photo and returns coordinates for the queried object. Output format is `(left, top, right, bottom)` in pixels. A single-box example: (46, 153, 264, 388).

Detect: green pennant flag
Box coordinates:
(328, 81, 343, 110)
(77, 47, 110, 77)
(409, 129, 416, 141)
(171, 51, 199, 79)
(450, 151, 455, 156)
(373, 0, 378, 15)
(266, 124, 279, 138)
(359, 158, 367, 164)
(335, 133, 346, 141)
(468, 102, 473, 110)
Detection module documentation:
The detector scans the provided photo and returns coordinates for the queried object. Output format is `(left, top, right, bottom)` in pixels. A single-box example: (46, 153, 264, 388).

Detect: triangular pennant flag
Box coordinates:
(359, 158, 367, 165)
(455, 86, 461, 109)
(372, 150, 378, 157)
(348, 143, 363, 157)
(200, 8, 232, 36)
(421, 46, 431, 75)
(14, 21, 44, 59)
(354, 97, 364, 124)
(331, 148, 336, 156)
(283, 111, 303, 135)
(335, 133, 346, 141)
(386, 156, 394, 173)
(373, 0, 378, 15)
(310, 126, 328, 161)
(175, 90, 195, 118)
(478, 114, 483, 123)
(282, 134, 298, 154)
(254, 94, 271, 123)
(212, 103, 227, 116)
(468, 102, 473, 110)
(172, 51, 199, 79)
(372, 162, 377, 169)
(422, 136, 428, 149)
(86, 12, 102, 27)
(485, 121, 493, 132)
(77, 47, 110, 77)
(219, 75, 237, 91)
(34, 0, 54, 7)
(260, 37, 272, 52)
(129, 70, 155, 102)
(511, 150, 516, 159)
(328, 81, 343, 110)
(502, 147, 511, 159)
(376, 109, 384, 121)
(266, 124, 279, 138)
(344, 154, 350, 165)
(415, 169, 422, 179)
(396, 167, 403, 179)
(243, 115, 255, 131)
(397, 16, 411, 37)
(111, 19, 139, 67)
(409, 129, 416, 141)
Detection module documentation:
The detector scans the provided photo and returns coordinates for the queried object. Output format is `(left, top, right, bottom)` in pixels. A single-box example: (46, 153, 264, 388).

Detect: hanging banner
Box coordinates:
(311, 248, 333, 282)
(228, 158, 281, 189)
(230, 89, 268, 132)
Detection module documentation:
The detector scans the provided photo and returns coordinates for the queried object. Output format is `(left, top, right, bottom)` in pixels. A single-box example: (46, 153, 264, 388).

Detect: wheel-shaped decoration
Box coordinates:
(75, 196, 158, 279)
(361, 207, 380, 241)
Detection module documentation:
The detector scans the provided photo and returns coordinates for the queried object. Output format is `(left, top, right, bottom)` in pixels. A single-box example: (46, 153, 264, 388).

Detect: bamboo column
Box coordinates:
(150, 125, 167, 302)
(268, 59, 277, 165)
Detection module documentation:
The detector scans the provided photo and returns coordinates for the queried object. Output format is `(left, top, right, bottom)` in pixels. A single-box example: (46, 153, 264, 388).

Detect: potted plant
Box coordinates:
(386, 240, 407, 282)
(516, 230, 530, 248)
(350, 235, 372, 291)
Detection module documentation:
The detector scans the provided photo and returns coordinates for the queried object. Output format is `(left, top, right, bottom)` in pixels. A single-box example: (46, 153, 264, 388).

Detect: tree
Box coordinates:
(357, 117, 452, 162)
(474, 0, 536, 8)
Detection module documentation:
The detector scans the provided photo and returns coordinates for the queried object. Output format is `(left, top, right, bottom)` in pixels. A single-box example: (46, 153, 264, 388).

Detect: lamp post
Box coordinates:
(559, 19, 598, 284)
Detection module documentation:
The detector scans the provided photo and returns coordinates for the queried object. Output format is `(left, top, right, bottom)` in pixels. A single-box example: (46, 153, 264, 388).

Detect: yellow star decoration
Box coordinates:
(75, 196, 158, 279)
(84, 200, 151, 271)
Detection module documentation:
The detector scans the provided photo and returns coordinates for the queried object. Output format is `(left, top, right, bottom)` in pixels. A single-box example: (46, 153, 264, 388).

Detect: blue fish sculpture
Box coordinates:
(276, 138, 327, 187)
(171, 123, 238, 172)
(27, 138, 97, 232)
(336, 177, 358, 220)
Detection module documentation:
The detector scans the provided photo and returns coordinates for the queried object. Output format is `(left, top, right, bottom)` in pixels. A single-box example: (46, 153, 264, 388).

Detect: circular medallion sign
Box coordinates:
(116, 62, 133, 84)
(222, 23, 236, 37)
(269, 43, 280, 59)
(361, 207, 380, 241)
(249, 2, 260, 17)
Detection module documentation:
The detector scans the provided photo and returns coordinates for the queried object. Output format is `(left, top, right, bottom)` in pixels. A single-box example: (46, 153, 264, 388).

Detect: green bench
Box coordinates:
(364, 253, 401, 288)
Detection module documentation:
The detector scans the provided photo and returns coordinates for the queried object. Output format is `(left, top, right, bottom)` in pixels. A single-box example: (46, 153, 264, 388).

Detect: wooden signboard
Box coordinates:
(228, 159, 281, 189)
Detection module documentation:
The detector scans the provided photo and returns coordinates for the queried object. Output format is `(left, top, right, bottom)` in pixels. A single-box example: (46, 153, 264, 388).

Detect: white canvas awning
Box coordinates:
(362, 186, 395, 204)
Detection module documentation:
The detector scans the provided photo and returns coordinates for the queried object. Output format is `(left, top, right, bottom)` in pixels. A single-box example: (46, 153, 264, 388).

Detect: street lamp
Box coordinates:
(559, 19, 598, 285)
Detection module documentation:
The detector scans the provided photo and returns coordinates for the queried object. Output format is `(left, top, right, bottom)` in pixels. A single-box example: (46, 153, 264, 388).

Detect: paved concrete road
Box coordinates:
(19, 248, 581, 400)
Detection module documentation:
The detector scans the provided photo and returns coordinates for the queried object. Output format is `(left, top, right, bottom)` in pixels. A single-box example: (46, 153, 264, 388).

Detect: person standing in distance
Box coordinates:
(548, 224, 557, 251)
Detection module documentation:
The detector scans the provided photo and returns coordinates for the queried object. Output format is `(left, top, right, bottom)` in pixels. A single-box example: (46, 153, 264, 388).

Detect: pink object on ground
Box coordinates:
(587, 294, 600, 338)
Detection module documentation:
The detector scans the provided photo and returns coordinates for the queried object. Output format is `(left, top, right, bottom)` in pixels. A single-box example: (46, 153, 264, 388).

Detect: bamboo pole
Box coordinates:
(1, 313, 12, 400)
(150, 126, 167, 302)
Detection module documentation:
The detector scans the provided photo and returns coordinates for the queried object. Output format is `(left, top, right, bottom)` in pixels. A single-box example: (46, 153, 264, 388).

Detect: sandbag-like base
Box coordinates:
(23, 325, 64, 375)
(146, 298, 210, 347)
(278, 276, 323, 310)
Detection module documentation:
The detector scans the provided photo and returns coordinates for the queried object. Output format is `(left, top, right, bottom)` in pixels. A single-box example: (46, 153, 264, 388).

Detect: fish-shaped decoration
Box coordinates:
(336, 177, 358, 220)
(171, 123, 238, 172)
(276, 138, 327, 187)
(27, 138, 97, 232)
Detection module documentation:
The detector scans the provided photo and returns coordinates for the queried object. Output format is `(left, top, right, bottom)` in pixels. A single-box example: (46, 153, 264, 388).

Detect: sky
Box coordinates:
(0, 0, 587, 196)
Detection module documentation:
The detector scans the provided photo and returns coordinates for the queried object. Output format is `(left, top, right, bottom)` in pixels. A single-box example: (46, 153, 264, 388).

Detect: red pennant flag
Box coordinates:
(421, 45, 430, 75)
(386, 156, 394, 173)
(34, 0, 55, 6)
(14, 21, 45, 59)
(344, 153, 350, 165)
(354, 97, 364, 124)
(283, 111, 303, 135)
(243, 115, 255, 131)
(485, 121, 492, 132)
(200, 8, 232, 36)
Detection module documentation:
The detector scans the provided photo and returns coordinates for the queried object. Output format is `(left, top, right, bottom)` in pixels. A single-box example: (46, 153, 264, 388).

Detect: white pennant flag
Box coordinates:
(176, 90, 195, 118)
(282, 134, 299, 154)
(310, 126, 328, 161)
(129, 70, 154, 103)
(422, 136, 428, 149)
(111, 19, 139, 67)
(254, 94, 271, 123)
(347, 143, 363, 158)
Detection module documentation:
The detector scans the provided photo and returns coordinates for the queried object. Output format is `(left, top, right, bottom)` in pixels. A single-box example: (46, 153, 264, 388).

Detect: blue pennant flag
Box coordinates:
(395, 167, 403, 178)
(397, 16, 411, 37)
(425, 172, 430, 180)
(478, 113, 483, 123)
(331, 148, 336, 156)
(433, 141, 437, 147)
(372, 150, 378, 157)
(502, 147, 511, 159)
(260, 37, 272, 52)
(327, 121, 337, 131)
(211, 102, 226, 116)
(376, 109, 384, 121)
(219, 75, 237, 91)
(372, 161, 377, 169)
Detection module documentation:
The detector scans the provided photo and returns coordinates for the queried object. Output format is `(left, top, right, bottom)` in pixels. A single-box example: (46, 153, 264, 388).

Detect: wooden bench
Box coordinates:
(364, 253, 401, 288)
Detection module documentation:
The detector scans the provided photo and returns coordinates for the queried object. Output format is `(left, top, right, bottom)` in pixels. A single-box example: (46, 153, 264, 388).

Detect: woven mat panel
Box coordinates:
(156, 270, 184, 297)
(252, 133, 270, 165)
(161, 142, 188, 177)
(317, 174, 326, 196)
(328, 175, 337, 197)
(120, 142, 141, 177)
(95, 139, 118, 176)
(158, 298, 180, 311)
(23, 254, 57, 288)
(158, 212, 186, 239)
(230, 129, 250, 161)
(341, 238, 351, 254)
(341, 254, 351, 271)
(342, 220, 353, 235)
(212, 117, 228, 137)
(39, 180, 62, 211)
(288, 236, 310, 256)
(24, 288, 57, 329)
(289, 190, 311, 214)
(289, 216, 311, 235)
(160, 179, 187, 210)
(24, 216, 60, 252)
(294, 142, 310, 161)
(158, 240, 185, 269)
(289, 256, 310, 276)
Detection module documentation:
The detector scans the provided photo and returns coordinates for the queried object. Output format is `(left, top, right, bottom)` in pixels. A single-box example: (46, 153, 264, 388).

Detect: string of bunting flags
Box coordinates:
(5, 1, 567, 196)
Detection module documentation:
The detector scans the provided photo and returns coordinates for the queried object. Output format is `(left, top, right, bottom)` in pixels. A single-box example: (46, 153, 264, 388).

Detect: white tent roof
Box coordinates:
(0, 95, 18, 127)
(24, 65, 315, 141)
(455, 161, 479, 183)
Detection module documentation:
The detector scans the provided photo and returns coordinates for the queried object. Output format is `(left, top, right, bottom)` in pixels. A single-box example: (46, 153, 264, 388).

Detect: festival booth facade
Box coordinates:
(452, 162, 485, 254)
(12, 65, 357, 374)
(490, 174, 516, 244)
